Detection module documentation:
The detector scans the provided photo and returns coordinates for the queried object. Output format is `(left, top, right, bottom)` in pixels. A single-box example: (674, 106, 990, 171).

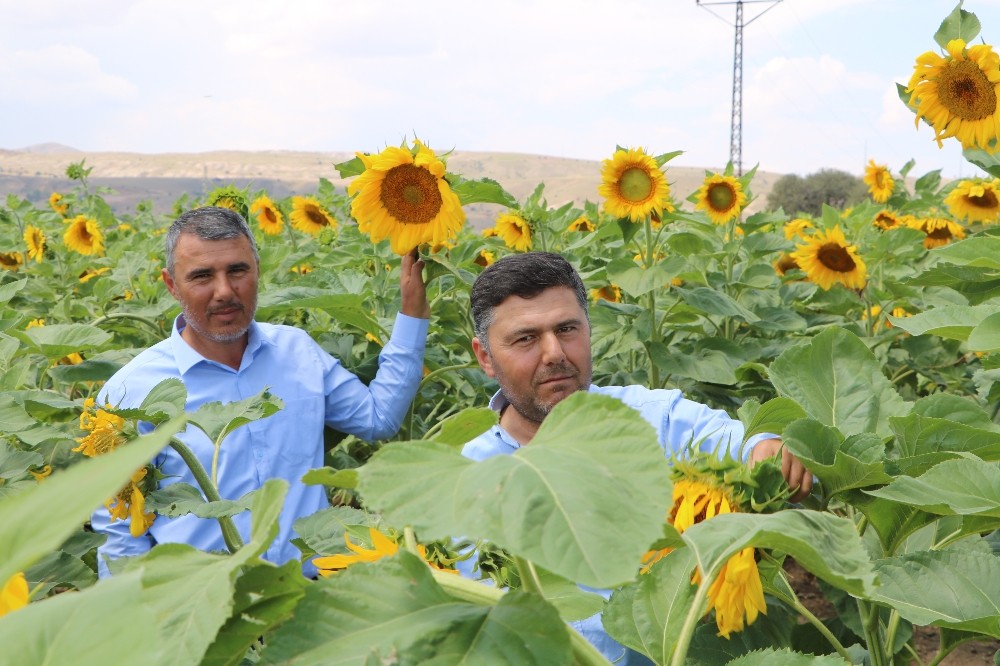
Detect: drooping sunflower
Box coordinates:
(49, 192, 69, 216)
(290, 196, 337, 236)
(206, 185, 249, 219)
(873, 210, 903, 230)
(494, 212, 532, 251)
(773, 252, 800, 276)
(944, 178, 1000, 223)
(567, 216, 595, 232)
(590, 284, 622, 303)
(23, 225, 45, 263)
(0, 572, 29, 617)
(0, 252, 23, 271)
(783, 218, 814, 240)
(63, 215, 105, 256)
(598, 147, 671, 222)
(474, 249, 496, 267)
(314, 527, 453, 576)
(791, 226, 867, 291)
(863, 160, 894, 203)
(348, 140, 466, 255)
(249, 194, 285, 235)
(73, 397, 128, 457)
(105, 467, 156, 537)
(79, 266, 112, 283)
(707, 545, 768, 638)
(695, 173, 748, 225)
(906, 38, 1000, 151)
(909, 216, 966, 249)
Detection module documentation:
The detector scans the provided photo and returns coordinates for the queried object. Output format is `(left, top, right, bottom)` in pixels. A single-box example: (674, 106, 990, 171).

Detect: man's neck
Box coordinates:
(180, 326, 248, 371)
(498, 405, 541, 446)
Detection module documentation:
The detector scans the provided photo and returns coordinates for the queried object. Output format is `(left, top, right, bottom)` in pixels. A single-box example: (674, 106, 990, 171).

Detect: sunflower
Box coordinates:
(0, 572, 29, 618)
(206, 186, 249, 218)
(783, 218, 813, 240)
(348, 140, 466, 255)
(862, 305, 912, 332)
(73, 397, 128, 457)
(49, 192, 68, 216)
(30, 465, 52, 481)
(773, 252, 800, 276)
(26, 318, 44, 329)
(0, 252, 23, 271)
(598, 147, 671, 222)
(873, 210, 903, 230)
(79, 266, 112, 283)
(482, 226, 499, 238)
(314, 527, 453, 576)
(791, 226, 867, 291)
(944, 178, 1000, 223)
(290, 196, 337, 236)
(567, 216, 595, 232)
(23, 225, 45, 263)
(475, 249, 496, 267)
(290, 263, 313, 275)
(105, 467, 156, 537)
(906, 39, 1000, 151)
(64, 215, 105, 256)
(494, 212, 532, 251)
(250, 194, 285, 235)
(863, 160, 894, 203)
(58, 352, 84, 366)
(695, 173, 748, 225)
(707, 545, 768, 638)
(909, 216, 966, 249)
(590, 284, 622, 303)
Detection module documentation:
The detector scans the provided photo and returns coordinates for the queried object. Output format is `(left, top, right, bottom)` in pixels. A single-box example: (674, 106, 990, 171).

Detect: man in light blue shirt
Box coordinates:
(462, 251, 812, 664)
(92, 206, 429, 578)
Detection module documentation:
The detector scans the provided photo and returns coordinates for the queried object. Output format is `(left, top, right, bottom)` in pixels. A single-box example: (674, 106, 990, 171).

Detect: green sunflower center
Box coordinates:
(817, 243, 856, 273)
(707, 182, 737, 212)
(939, 59, 997, 120)
(381, 163, 443, 225)
(619, 167, 654, 203)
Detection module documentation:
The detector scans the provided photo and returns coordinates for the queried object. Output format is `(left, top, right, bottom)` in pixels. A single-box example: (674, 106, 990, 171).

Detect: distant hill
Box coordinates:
(0, 148, 783, 230)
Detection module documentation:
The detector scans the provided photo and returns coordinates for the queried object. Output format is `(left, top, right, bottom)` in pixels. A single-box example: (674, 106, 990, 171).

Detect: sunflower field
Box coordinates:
(3, 4, 1000, 666)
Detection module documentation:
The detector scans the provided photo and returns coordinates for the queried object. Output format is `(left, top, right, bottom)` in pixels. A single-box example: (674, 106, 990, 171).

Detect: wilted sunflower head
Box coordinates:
(695, 173, 748, 225)
(49, 192, 69, 216)
(567, 216, 595, 232)
(906, 38, 1000, 152)
(598, 147, 671, 222)
(873, 210, 903, 230)
(909, 216, 966, 249)
(207, 185, 249, 219)
(944, 178, 1000, 223)
(0, 252, 23, 271)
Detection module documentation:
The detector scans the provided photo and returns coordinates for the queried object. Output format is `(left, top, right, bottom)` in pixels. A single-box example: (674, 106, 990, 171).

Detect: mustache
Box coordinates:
(209, 301, 243, 315)
(536, 363, 577, 382)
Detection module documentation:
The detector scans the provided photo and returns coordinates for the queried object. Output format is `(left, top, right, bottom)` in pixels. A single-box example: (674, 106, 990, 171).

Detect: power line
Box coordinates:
(696, 0, 783, 176)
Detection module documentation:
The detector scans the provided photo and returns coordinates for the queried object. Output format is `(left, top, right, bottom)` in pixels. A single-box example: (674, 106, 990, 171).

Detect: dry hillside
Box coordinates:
(0, 146, 783, 229)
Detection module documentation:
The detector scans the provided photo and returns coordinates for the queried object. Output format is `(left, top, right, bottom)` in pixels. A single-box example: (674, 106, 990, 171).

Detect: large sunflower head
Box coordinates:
(23, 225, 46, 263)
(694, 173, 748, 225)
(863, 160, 895, 203)
(598, 147, 671, 222)
(290, 196, 337, 236)
(63, 215, 105, 256)
(249, 194, 285, 236)
(906, 38, 1000, 152)
(909, 216, 966, 249)
(944, 178, 1000, 223)
(347, 139, 466, 255)
(494, 212, 532, 251)
(791, 225, 867, 291)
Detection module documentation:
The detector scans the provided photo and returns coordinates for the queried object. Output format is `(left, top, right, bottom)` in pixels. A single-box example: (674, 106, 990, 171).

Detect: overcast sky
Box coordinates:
(2, 0, 999, 179)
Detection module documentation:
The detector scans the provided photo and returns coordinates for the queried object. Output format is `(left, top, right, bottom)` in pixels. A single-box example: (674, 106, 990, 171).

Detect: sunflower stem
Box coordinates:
(643, 216, 661, 388)
(513, 555, 546, 597)
(858, 598, 888, 666)
(770, 576, 853, 662)
(91, 311, 165, 337)
(669, 572, 712, 666)
(168, 436, 244, 554)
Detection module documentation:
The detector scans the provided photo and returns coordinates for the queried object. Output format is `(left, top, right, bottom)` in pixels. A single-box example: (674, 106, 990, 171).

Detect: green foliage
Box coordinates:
(765, 169, 868, 216)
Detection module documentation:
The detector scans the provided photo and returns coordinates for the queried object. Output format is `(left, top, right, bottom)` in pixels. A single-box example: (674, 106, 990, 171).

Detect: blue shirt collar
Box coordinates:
(170, 315, 275, 374)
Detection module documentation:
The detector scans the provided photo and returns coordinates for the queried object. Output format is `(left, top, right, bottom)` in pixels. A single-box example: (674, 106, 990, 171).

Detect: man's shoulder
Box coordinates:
(590, 384, 683, 408)
(101, 339, 176, 406)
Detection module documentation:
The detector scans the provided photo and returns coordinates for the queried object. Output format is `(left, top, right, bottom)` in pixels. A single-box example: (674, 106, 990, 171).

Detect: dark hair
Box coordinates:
(164, 206, 259, 275)
(471, 251, 589, 350)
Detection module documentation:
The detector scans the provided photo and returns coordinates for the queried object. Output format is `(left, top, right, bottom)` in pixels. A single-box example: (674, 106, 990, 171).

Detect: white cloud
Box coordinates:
(0, 44, 137, 103)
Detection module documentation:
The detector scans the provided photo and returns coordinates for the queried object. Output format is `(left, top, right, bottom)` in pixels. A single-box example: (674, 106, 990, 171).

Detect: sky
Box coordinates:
(2, 0, 1000, 179)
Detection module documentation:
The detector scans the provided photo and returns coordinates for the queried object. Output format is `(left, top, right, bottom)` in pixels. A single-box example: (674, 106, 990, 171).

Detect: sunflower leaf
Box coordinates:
(934, 3, 981, 49)
(865, 458, 1000, 519)
(333, 155, 365, 178)
(449, 175, 518, 208)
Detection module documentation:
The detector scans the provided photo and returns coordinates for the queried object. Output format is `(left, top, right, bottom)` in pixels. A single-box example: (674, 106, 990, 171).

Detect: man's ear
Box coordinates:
(162, 268, 178, 300)
(471, 337, 495, 378)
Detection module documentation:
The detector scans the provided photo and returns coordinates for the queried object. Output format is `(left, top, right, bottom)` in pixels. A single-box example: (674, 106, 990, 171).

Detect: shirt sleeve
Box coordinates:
(322, 312, 428, 441)
(92, 504, 154, 578)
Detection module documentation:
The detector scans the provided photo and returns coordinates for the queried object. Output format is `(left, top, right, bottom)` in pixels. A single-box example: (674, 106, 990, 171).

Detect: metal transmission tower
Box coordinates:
(696, 0, 783, 176)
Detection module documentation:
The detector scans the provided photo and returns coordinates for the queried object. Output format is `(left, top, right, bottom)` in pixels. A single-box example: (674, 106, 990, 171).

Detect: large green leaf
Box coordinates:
(0, 570, 165, 666)
(872, 550, 1000, 636)
(677, 286, 761, 323)
(256, 290, 379, 334)
(780, 419, 891, 498)
(737, 398, 808, 440)
(889, 414, 1000, 476)
(145, 482, 259, 519)
(607, 257, 678, 297)
(890, 304, 999, 341)
(0, 277, 27, 307)
(929, 235, 1000, 269)
(359, 392, 673, 588)
(0, 415, 186, 585)
(681, 511, 875, 597)
(428, 407, 497, 448)
(847, 493, 938, 557)
(604, 548, 698, 664)
(17, 323, 113, 359)
(187, 388, 284, 445)
(292, 505, 369, 558)
(865, 459, 1000, 519)
(259, 552, 571, 665)
(968, 311, 1000, 352)
(910, 393, 1000, 432)
(769, 327, 909, 437)
(727, 649, 851, 666)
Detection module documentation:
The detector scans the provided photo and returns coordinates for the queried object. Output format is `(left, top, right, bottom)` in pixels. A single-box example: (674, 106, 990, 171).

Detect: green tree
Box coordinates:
(766, 168, 868, 216)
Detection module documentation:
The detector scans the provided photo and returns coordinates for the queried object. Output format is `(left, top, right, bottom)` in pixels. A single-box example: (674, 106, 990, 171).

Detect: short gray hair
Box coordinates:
(164, 206, 259, 276)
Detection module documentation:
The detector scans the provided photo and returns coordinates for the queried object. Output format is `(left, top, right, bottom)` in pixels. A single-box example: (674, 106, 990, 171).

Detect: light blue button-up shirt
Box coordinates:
(461, 384, 774, 665)
(92, 313, 427, 578)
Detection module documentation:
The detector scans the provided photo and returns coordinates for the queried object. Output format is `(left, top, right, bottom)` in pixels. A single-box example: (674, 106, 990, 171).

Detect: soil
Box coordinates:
(785, 559, 999, 665)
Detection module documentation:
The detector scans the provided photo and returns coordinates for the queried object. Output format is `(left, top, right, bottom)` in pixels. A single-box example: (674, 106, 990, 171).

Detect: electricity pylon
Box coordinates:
(696, 0, 783, 175)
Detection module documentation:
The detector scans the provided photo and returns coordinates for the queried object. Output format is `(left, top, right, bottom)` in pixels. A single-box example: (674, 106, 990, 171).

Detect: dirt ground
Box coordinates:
(785, 560, 999, 665)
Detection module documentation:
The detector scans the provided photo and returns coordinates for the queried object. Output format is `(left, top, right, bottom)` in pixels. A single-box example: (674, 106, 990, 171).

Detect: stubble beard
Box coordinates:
(495, 360, 590, 425)
(182, 296, 257, 343)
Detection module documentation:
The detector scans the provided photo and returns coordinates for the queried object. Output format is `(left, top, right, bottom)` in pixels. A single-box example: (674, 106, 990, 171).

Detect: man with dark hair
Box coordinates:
(464, 251, 811, 663)
(92, 206, 429, 578)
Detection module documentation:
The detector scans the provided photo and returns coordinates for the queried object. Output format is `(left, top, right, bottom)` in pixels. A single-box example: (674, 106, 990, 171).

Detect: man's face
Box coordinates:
(162, 233, 259, 347)
(472, 286, 592, 425)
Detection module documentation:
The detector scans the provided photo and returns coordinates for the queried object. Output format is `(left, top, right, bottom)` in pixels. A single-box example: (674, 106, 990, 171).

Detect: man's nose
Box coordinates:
(539, 332, 566, 364)
(212, 274, 236, 300)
